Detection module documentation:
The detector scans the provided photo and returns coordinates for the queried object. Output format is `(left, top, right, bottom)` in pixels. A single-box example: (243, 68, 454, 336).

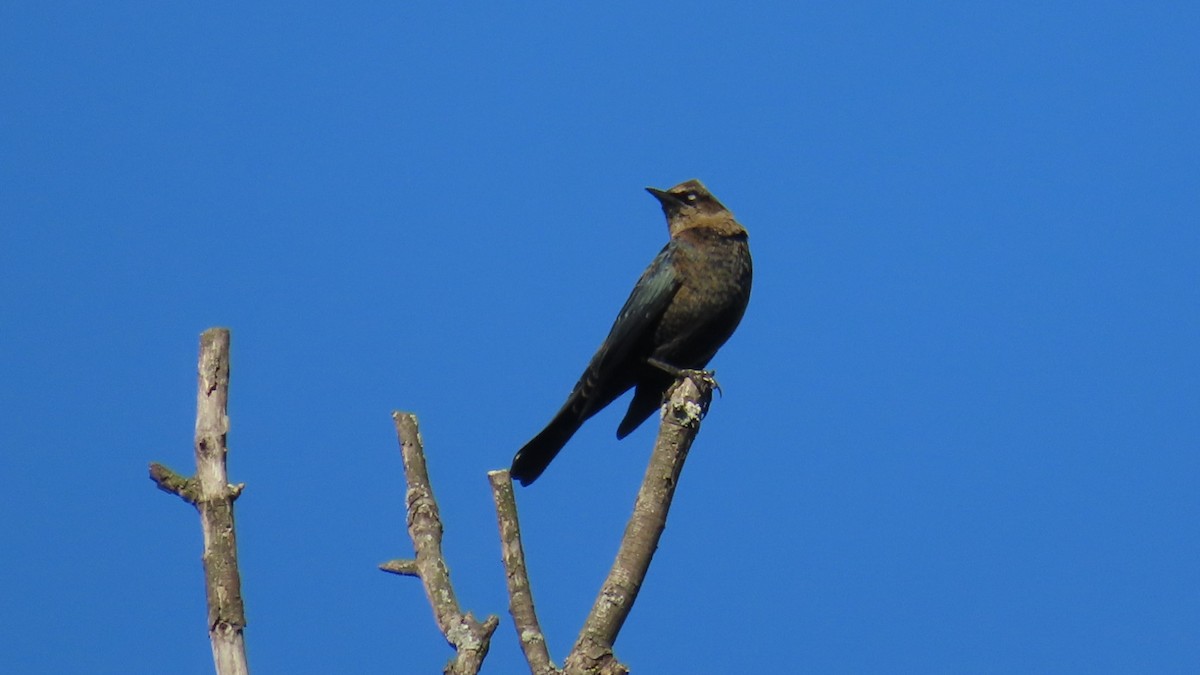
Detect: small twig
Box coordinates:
(562, 375, 714, 675)
(148, 328, 249, 675)
(489, 470, 557, 675)
(385, 411, 499, 675)
(378, 559, 420, 577)
(149, 462, 200, 503)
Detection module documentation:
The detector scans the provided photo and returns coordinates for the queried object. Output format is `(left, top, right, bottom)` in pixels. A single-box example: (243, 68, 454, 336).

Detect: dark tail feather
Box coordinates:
(616, 381, 666, 439)
(511, 412, 583, 485)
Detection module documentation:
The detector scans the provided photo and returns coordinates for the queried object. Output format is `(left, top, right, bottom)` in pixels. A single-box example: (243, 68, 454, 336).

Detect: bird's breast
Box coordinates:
(651, 236, 752, 366)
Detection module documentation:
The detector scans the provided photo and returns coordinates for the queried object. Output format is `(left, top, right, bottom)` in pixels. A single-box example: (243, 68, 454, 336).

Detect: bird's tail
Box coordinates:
(510, 411, 582, 486)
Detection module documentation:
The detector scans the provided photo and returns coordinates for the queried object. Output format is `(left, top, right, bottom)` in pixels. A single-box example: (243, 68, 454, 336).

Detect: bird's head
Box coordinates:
(646, 179, 739, 237)
(646, 179, 727, 216)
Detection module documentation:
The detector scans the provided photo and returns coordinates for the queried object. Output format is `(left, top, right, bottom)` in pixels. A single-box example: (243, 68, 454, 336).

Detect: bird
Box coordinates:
(510, 179, 752, 485)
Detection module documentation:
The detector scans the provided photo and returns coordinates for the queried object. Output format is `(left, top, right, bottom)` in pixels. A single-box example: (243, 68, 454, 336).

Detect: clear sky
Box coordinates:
(2, 3, 1197, 673)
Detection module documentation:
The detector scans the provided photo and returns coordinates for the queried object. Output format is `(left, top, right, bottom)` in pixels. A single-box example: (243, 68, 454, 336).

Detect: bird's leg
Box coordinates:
(646, 358, 722, 396)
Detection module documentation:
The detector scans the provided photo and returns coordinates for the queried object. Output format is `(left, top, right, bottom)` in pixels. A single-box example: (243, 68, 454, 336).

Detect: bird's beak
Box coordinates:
(645, 187, 679, 206)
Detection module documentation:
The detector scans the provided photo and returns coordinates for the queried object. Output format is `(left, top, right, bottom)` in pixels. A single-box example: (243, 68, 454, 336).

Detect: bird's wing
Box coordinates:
(591, 241, 683, 376)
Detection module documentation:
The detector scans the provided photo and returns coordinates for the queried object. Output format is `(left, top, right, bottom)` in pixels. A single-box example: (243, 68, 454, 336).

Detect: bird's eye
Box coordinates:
(685, 191, 698, 202)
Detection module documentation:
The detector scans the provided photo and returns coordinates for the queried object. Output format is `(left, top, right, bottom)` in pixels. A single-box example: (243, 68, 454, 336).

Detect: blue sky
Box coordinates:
(2, 3, 1197, 673)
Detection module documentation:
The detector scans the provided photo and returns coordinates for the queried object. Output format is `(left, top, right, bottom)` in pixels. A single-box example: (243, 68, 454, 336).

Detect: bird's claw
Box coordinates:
(648, 358, 722, 396)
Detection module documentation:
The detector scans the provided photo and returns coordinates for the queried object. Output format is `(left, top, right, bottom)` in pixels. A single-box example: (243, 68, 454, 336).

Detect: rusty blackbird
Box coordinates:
(510, 179, 752, 485)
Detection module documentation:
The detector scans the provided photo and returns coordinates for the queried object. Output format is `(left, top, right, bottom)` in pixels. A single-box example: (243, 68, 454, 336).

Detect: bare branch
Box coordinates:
(148, 462, 200, 503)
(489, 470, 556, 675)
(378, 559, 421, 577)
(386, 411, 499, 675)
(148, 327, 249, 675)
(563, 374, 714, 675)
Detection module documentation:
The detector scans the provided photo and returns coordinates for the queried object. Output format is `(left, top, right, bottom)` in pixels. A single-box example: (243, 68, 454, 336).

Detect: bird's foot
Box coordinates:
(647, 358, 722, 396)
